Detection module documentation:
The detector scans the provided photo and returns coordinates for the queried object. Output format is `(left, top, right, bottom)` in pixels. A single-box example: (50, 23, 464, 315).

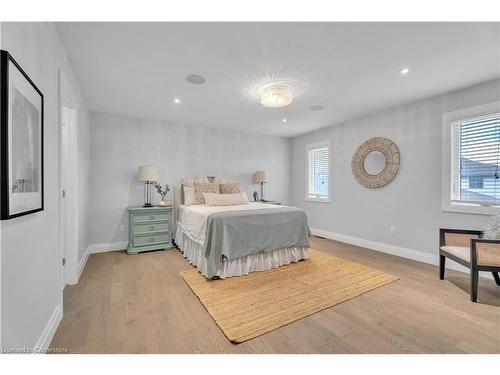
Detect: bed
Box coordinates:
(174, 177, 310, 278)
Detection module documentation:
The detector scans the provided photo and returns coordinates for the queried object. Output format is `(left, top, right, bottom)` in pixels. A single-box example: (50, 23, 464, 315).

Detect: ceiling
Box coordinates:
(56, 22, 500, 137)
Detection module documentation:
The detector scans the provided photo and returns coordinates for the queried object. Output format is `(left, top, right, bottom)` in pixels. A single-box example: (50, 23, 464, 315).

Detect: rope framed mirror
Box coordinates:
(351, 137, 400, 189)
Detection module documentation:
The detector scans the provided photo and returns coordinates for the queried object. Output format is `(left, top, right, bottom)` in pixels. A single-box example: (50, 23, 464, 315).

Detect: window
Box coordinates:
(468, 176, 484, 189)
(306, 140, 330, 202)
(443, 102, 500, 214)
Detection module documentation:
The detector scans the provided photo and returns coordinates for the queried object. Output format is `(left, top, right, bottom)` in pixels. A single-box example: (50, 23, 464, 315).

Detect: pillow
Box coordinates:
(181, 177, 210, 187)
(182, 185, 197, 205)
(193, 182, 220, 204)
(213, 177, 235, 184)
(203, 192, 249, 206)
(220, 182, 244, 194)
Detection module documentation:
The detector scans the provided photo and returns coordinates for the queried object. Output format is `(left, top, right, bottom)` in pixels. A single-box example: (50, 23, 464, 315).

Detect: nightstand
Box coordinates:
(127, 206, 173, 255)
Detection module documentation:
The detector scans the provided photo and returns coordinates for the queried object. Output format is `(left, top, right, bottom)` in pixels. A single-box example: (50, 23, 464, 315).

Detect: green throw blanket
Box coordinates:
(203, 207, 310, 278)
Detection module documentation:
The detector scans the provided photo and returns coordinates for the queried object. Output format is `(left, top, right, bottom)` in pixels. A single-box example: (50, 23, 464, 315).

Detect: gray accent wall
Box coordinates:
(88, 111, 292, 245)
(0, 22, 90, 349)
(291, 79, 500, 256)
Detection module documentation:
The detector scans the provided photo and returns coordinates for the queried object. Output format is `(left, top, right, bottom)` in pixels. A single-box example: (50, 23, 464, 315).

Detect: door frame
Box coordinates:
(58, 69, 79, 287)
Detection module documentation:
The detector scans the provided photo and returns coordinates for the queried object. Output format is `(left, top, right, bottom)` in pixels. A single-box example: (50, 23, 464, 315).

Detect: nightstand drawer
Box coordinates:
(133, 213, 170, 223)
(133, 232, 170, 247)
(133, 222, 169, 234)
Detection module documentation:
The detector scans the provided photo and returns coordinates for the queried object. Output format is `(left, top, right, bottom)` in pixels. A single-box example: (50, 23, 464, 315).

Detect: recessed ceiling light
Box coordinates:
(282, 118, 288, 123)
(186, 74, 206, 85)
(259, 83, 294, 108)
(400, 68, 409, 75)
(309, 105, 324, 111)
(173, 98, 181, 104)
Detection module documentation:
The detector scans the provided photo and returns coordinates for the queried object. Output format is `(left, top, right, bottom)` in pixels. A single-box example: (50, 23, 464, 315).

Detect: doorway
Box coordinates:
(59, 69, 79, 288)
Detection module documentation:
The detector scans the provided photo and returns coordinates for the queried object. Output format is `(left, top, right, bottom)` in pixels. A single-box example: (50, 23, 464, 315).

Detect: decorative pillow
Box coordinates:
(220, 182, 244, 194)
(193, 182, 220, 204)
(203, 192, 249, 206)
(213, 177, 235, 184)
(181, 177, 209, 187)
(182, 185, 197, 205)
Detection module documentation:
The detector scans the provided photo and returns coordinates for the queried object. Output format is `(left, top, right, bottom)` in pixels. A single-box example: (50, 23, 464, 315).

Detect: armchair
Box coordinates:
(439, 228, 500, 302)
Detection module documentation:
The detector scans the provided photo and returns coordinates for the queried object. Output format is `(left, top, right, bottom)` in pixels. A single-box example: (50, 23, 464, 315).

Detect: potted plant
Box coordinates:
(153, 182, 170, 207)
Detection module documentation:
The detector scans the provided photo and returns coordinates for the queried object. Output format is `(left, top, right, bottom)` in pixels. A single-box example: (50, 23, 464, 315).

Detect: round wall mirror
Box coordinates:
(351, 137, 400, 189)
(363, 151, 386, 175)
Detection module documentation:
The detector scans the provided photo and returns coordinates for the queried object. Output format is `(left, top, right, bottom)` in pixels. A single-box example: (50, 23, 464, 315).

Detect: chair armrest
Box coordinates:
(440, 228, 483, 236)
(439, 228, 483, 248)
(471, 239, 500, 267)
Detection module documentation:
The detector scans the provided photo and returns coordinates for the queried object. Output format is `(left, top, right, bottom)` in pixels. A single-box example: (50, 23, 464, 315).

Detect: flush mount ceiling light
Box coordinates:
(173, 98, 181, 104)
(282, 118, 288, 123)
(400, 68, 409, 75)
(186, 74, 206, 85)
(259, 83, 294, 108)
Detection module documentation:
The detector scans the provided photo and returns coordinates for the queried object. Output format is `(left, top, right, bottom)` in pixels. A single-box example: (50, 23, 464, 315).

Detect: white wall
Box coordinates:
(292, 79, 500, 258)
(0, 22, 90, 350)
(88, 111, 292, 246)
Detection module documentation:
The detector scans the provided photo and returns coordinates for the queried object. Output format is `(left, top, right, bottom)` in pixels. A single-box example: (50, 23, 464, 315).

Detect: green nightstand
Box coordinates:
(127, 206, 173, 255)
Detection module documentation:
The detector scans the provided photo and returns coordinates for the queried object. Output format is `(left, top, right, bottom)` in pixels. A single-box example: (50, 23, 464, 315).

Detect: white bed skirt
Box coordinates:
(175, 223, 310, 279)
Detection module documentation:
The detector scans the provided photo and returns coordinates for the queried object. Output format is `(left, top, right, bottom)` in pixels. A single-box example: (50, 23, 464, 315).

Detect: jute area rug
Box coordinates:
(181, 249, 398, 343)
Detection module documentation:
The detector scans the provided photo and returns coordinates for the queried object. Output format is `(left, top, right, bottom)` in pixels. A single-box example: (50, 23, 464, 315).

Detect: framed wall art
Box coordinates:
(1, 50, 44, 219)
(351, 137, 400, 189)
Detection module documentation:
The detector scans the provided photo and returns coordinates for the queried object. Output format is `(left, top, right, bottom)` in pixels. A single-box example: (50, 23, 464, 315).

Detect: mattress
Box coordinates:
(175, 224, 309, 278)
(175, 202, 310, 278)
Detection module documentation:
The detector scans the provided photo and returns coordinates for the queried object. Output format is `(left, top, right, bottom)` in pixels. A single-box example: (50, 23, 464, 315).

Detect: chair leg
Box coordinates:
(492, 272, 500, 286)
(470, 267, 479, 302)
(439, 254, 446, 280)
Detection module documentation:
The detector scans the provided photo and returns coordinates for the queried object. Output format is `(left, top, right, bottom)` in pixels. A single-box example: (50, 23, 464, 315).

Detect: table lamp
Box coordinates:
(137, 165, 158, 207)
(253, 170, 268, 201)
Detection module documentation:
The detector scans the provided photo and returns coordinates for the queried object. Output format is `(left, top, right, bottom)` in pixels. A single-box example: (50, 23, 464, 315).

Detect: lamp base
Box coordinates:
(143, 181, 154, 207)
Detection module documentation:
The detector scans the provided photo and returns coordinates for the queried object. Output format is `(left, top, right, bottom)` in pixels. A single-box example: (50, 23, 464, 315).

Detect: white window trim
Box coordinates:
(441, 101, 500, 215)
(305, 140, 331, 203)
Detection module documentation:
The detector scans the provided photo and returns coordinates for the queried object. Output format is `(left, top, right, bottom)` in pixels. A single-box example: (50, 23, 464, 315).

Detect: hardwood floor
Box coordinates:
(49, 236, 500, 353)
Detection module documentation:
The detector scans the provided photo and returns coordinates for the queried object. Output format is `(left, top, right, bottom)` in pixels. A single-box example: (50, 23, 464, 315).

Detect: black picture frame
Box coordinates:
(0, 50, 44, 220)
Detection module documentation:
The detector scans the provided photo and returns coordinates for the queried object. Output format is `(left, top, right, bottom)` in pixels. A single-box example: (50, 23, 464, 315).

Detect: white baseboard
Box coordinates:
(310, 228, 493, 279)
(34, 304, 62, 353)
(87, 241, 129, 254)
(76, 248, 90, 284)
(72, 241, 128, 285)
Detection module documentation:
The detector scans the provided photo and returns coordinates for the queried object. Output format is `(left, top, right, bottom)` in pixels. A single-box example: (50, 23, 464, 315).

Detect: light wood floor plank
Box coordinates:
(49, 236, 500, 353)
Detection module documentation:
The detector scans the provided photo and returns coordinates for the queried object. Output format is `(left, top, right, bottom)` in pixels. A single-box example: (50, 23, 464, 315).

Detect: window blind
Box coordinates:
(307, 144, 329, 200)
(451, 113, 500, 206)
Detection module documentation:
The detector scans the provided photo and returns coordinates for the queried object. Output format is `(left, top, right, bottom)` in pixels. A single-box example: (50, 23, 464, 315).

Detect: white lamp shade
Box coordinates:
(136, 165, 158, 182)
(254, 170, 268, 183)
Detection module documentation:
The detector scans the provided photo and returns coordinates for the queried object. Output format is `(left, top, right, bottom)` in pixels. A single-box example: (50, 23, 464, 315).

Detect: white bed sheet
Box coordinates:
(177, 202, 286, 244)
